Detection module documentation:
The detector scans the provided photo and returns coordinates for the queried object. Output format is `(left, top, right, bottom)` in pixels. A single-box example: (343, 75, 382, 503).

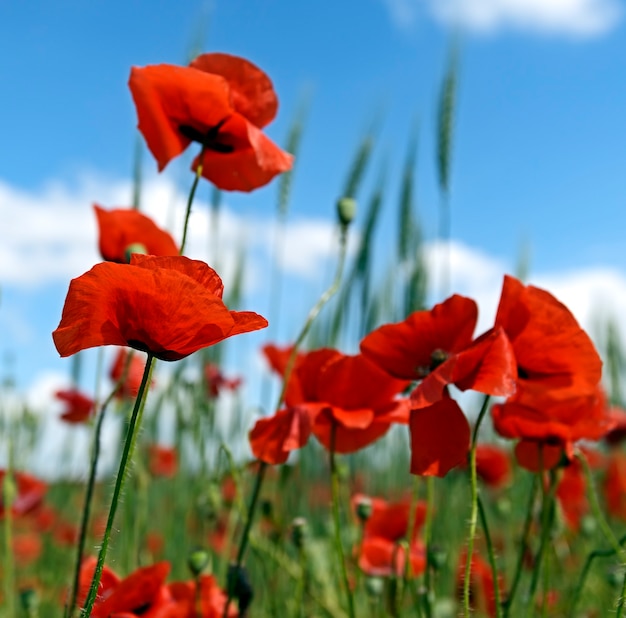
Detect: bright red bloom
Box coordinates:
(262, 343, 307, 404)
(360, 294, 478, 381)
(457, 551, 503, 618)
(168, 575, 236, 617)
(410, 397, 471, 477)
(52, 255, 267, 362)
(556, 458, 588, 531)
(604, 405, 626, 446)
(94, 204, 178, 263)
(204, 363, 242, 399)
(249, 407, 311, 465)
(129, 52, 293, 192)
(473, 444, 512, 489)
(358, 536, 426, 578)
(514, 440, 564, 473)
(89, 561, 174, 618)
(110, 348, 152, 399)
(0, 471, 47, 518)
(495, 275, 602, 405)
(287, 349, 409, 454)
(13, 532, 42, 566)
(605, 452, 626, 521)
(148, 445, 178, 478)
(353, 494, 427, 542)
(493, 387, 614, 450)
(76, 556, 120, 610)
(55, 389, 95, 424)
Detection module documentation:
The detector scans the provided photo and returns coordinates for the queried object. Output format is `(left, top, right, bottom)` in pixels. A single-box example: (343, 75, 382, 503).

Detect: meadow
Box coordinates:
(2, 47, 626, 618)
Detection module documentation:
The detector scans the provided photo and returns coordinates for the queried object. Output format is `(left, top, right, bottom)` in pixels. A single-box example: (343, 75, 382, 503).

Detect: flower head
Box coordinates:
(129, 52, 293, 192)
(109, 348, 152, 399)
(55, 389, 95, 424)
(94, 204, 178, 263)
(52, 255, 267, 362)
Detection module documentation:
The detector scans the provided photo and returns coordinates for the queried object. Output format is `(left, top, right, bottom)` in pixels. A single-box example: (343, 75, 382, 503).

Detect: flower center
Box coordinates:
(415, 348, 449, 378)
(179, 118, 235, 153)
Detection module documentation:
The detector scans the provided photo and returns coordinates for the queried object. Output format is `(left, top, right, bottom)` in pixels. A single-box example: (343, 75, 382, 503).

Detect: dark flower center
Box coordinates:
(179, 118, 235, 153)
(415, 348, 449, 378)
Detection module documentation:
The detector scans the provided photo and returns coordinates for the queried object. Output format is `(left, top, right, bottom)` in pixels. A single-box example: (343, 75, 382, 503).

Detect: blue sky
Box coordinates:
(2, 0, 626, 410)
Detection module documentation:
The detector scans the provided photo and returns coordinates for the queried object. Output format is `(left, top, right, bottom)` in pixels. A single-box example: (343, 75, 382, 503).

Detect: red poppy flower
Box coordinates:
(513, 440, 564, 473)
(169, 575, 236, 617)
(472, 444, 512, 489)
(457, 550, 503, 618)
(129, 52, 293, 192)
(0, 471, 47, 518)
(76, 556, 120, 609)
(52, 255, 267, 362)
(495, 275, 602, 405)
(556, 458, 588, 531)
(249, 406, 312, 465)
(110, 348, 152, 399)
(604, 405, 626, 446)
(262, 343, 307, 404)
(148, 444, 178, 478)
(204, 363, 242, 399)
(606, 452, 626, 521)
(13, 532, 42, 566)
(492, 387, 614, 449)
(89, 561, 173, 618)
(287, 349, 409, 454)
(55, 389, 95, 424)
(410, 397, 471, 477)
(353, 493, 427, 542)
(94, 204, 178, 263)
(358, 536, 426, 578)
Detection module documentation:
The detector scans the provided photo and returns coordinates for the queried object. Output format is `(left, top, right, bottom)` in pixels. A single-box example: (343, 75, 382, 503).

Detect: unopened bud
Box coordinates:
(20, 588, 39, 617)
(365, 576, 384, 597)
(355, 496, 373, 523)
(188, 548, 211, 577)
(291, 517, 308, 549)
(336, 197, 356, 227)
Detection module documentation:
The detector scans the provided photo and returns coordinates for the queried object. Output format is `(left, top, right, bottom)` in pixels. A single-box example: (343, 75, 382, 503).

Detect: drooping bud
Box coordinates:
(227, 564, 254, 615)
(188, 547, 212, 577)
(365, 576, 384, 597)
(291, 517, 308, 549)
(336, 197, 356, 227)
(355, 495, 373, 523)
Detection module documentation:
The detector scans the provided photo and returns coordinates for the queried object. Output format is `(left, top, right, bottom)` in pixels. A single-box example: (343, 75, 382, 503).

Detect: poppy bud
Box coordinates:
(188, 547, 212, 577)
(291, 517, 308, 549)
(428, 545, 447, 571)
(580, 514, 597, 537)
(197, 482, 222, 521)
(227, 564, 254, 616)
(260, 498, 273, 518)
(355, 496, 373, 523)
(124, 242, 148, 263)
(336, 197, 356, 227)
(365, 576, 384, 597)
(20, 588, 39, 617)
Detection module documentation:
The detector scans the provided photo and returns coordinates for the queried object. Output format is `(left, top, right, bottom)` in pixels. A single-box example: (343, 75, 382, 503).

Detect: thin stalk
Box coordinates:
(421, 475, 435, 618)
(2, 442, 15, 618)
(525, 468, 558, 617)
(503, 474, 538, 617)
(65, 386, 119, 618)
(330, 423, 356, 618)
(179, 148, 205, 255)
(400, 475, 421, 605)
(81, 354, 155, 616)
(478, 495, 502, 618)
(463, 394, 490, 616)
(617, 567, 626, 618)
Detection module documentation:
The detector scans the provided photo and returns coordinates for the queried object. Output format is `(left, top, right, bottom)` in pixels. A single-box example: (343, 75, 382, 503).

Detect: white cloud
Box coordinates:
(0, 173, 353, 290)
(383, 0, 622, 36)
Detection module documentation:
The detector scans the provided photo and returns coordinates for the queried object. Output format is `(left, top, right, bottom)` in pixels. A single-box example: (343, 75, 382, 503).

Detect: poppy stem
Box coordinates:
(502, 473, 538, 617)
(525, 466, 558, 617)
(180, 147, 206, 256)
(65, 382, 120, 618)
(2, 442, 15, 618)
(330, 423, 356, 618)
(477, 494, 502, 618)
(421, 476, 435, 618)
(80, 353, 155, 617)
(463, 394, 490, 617)
(400, 475, 420, 605)
(576, 450, 626, 615)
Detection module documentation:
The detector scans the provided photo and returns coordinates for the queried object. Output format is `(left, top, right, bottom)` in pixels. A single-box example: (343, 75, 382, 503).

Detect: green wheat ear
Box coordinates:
(436, 40, 459, 198)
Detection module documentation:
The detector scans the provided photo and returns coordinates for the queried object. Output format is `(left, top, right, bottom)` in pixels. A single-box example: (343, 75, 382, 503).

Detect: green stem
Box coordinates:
(617, 567, 626, 618)
(81, 354, 155, 616)
(401, 475, 420, 605)
(525, 468, 558, 617)
(330, 423, 356, 618)
(179, 148, 205, 256)
(65, 386, 118, 618)
(222, 462, 267, 618)
(503, 474, 538, 617)
(463, 394, 490, 616)
(477, 495, 502, 618)
(421, 476, 435, 618)
(2, 442, 15, 618)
